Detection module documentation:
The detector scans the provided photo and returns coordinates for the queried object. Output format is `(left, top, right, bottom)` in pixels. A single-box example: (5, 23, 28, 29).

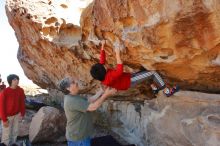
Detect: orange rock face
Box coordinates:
(5, 0, 220, 98)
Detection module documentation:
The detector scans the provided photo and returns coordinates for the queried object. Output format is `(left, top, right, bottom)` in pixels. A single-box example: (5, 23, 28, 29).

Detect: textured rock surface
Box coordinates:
(4, 1, 220, 145)
(5, 0, 220, 97)
(99, 91, 220, 146)
(29, 106, 66, 143)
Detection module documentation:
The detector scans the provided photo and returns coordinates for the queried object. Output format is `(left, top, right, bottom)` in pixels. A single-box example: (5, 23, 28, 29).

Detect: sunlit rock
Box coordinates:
(98, 91, 220, 146)
(5, 0, 220, 95)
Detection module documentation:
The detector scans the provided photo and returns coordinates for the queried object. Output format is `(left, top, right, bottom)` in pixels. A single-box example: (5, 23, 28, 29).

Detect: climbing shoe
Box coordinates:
(163, 85, 179, 97)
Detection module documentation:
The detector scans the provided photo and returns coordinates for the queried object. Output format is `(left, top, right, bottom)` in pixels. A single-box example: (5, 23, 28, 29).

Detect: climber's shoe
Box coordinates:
(163, 85, 179, 97)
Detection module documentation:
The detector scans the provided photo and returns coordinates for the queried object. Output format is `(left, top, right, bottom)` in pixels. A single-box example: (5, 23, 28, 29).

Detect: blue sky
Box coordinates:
(0, 0, 35, 86)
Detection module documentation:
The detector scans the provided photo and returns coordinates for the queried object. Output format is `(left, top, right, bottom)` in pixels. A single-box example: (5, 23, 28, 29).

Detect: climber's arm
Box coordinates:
(99, 40, 106, 64)
(107, 48, 123, 80)
(115, 48, 122, 64)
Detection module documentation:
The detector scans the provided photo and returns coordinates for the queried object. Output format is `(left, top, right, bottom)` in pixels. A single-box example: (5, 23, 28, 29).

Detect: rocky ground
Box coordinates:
(1, 90, 220, 146)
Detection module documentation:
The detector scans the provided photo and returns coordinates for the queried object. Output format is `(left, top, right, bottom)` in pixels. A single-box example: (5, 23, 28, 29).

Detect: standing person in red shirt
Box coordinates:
(0, 74, 26, 145)
(0, 74, 6, 92)
(0, 74, 2, 83)
(0, 82, 6, 93)
(90, 41, 179, 97)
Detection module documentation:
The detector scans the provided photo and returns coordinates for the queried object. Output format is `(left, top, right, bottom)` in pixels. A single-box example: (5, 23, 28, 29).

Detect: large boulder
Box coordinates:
(4, 0, 220, 145)
(5, 0, 220, 98)
(29, 106, 66, 143)
(98, 91, 220, 146)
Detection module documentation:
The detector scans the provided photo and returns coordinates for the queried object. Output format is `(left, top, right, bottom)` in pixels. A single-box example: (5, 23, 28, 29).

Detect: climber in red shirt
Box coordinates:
(90, 41, 179, 96)
(0, 74, 26, 145)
